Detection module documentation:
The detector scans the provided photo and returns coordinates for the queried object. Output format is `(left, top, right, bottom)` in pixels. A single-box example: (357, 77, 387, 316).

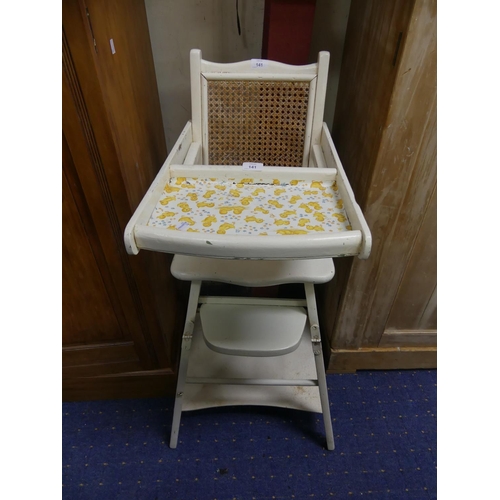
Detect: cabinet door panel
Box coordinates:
(62, 167, 123, 345)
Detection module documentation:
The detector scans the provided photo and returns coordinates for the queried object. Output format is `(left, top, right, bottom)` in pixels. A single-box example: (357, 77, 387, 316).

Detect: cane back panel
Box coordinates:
(207, 80, 310, 167)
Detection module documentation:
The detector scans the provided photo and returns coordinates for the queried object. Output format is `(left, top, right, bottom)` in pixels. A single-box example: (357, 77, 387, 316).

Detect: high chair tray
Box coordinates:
(124, 122, 371, 259)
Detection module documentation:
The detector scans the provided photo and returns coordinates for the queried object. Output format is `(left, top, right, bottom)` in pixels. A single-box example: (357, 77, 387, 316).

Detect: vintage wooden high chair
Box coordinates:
(124, 49, 371, 451)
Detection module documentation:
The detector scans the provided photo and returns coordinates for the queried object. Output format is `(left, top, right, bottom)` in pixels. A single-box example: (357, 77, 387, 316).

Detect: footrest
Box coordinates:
(199, 303, 307, 357)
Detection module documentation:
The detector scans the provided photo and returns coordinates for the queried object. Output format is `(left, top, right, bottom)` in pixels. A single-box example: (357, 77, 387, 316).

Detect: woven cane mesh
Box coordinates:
(207, 80, 310, 167)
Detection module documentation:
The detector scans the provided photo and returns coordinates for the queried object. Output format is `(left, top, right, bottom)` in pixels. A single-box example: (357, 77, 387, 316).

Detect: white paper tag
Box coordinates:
(251, 59, 267, 69)
(109, 38, 116, 55)
(242, 162, 263, 171)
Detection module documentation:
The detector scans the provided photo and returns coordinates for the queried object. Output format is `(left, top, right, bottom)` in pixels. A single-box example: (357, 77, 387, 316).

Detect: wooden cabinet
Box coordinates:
(62, 0, 182, 399)
(319, 0, 437, 371)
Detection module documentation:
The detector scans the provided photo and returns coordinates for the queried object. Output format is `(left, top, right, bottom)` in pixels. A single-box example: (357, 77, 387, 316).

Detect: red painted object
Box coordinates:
(262, 0, 317, 65)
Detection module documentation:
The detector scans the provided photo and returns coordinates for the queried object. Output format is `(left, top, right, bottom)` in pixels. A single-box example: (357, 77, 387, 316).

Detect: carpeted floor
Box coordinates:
(62, 370, 436, 499)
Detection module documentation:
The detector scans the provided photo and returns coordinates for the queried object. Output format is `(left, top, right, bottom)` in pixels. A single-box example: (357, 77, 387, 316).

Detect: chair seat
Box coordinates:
(171, 254, 335, 286)
(199, 303, 307, 356)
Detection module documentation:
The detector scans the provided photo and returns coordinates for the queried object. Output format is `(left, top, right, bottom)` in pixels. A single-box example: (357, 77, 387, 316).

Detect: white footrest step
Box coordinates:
(199, 303, 307, 356)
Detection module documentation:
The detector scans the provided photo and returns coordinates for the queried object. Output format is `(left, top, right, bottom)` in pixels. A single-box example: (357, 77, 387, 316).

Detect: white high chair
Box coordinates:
(124, 49, 372, 451)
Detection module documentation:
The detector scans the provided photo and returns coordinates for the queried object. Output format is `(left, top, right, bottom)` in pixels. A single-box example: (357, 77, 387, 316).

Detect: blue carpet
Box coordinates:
(62, 370, 436, 499)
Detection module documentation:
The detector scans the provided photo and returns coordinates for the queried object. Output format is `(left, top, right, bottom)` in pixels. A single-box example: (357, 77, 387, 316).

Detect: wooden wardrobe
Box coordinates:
(62, 0, 182, 400)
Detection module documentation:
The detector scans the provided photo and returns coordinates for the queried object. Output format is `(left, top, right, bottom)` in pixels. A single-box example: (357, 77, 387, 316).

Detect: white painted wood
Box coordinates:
(200, 304, 307, 356)
(170, 280, 201, 448)
(200, 57, 318, 76)
(302, 75, 317, 166)
(123, 121, 192, 254)
(312, 144, 327, 168)
(190, 49, 202, 143)
(171, 254, 335, 285)
(304, 282, 335, 450)
(183, 142, 201, 165)
(201, 75, 209, 164)
(311, 52, 330, 146)
(320, 124, 372, 259)
(201, 72, 316, 82)
(134, 225, 363, 259)
(182, 317, 323, 413)
(168, 164, 337, 182)
(199, 297, 307, 307)
(186, 377, 318, 386)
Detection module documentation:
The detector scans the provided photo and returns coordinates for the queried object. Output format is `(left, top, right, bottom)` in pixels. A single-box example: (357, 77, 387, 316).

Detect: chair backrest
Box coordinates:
(190, 49, 330, 168)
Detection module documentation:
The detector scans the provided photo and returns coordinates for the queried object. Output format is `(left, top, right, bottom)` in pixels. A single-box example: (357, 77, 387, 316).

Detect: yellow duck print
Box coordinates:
(167, 225, 178, 230)
(245, 216, 264, 223)
(273, 179, 280, 185)
(181, 183, 195, 189)
(333, 213, 347, 222)
(332, 182, 339, 192)
(214, 184, 226, 191)
(157, 211, 175, 220)
(335, 199, 344, 209)
(202, 215, 217, 227)
(322, 192, 334, 198)
(298, 218, 310, 227)
(217, 222, 235, 234)
(252, 188, 265, 196)
(310, 181, 326, 191)
(219, 206, 245, 215)
(290, 180, 299, 186)
(203, 190, 216, 199)
(179, 216, 196, 226)
(304, 190, 318, 196)
(269, 200, 283, 209)
(259, 232, 268, 236)
(229, 189, 241, 197)
(290, 195, 302, 204)
(306, 225, 325, 232)
(277, 229, 308, 235)
(187, 228, 199, 232)
(177, 202, 191, 213)
(160, 196, 176, 205)
(308, 202, 322, 211)
(274, 219, 290, 226)
(274, 188, 286, 196)
(346, 225, 352, 230)
(197, 201, 215, 208)
(241, 197, 253, 206)
(299, 203, 313, 214)
(280, 210, 296, 218)
(240, 178, 254, 184)
(314, 212, 325, 222)
(175, 177, 186, 185)
(210, 178, 217, 181)
(254, 206, 269, 214)
(164, 184, 180, 193)
(187, 193, 198, 201)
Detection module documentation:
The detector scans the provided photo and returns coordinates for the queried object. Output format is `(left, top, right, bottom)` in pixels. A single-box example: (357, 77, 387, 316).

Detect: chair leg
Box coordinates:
(169, 280, 201, 449)
(304, 283, 335, 451)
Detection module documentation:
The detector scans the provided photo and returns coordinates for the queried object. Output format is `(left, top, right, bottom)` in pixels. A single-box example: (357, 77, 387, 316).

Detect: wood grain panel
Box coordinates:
(63, 369, 177, 401)
(324, 0, 416, 348)
(63, 341, 142, 378)
(331, 0, 437, 349)
(379, 330, 437, 347)
(62, 165, 122, 345)
(386, 185, 437, 330)
(81, 0, 166, 211)
(328, 346, 437, 373)
(332, 0, 416, 209)
(66, 0, 181, 368)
